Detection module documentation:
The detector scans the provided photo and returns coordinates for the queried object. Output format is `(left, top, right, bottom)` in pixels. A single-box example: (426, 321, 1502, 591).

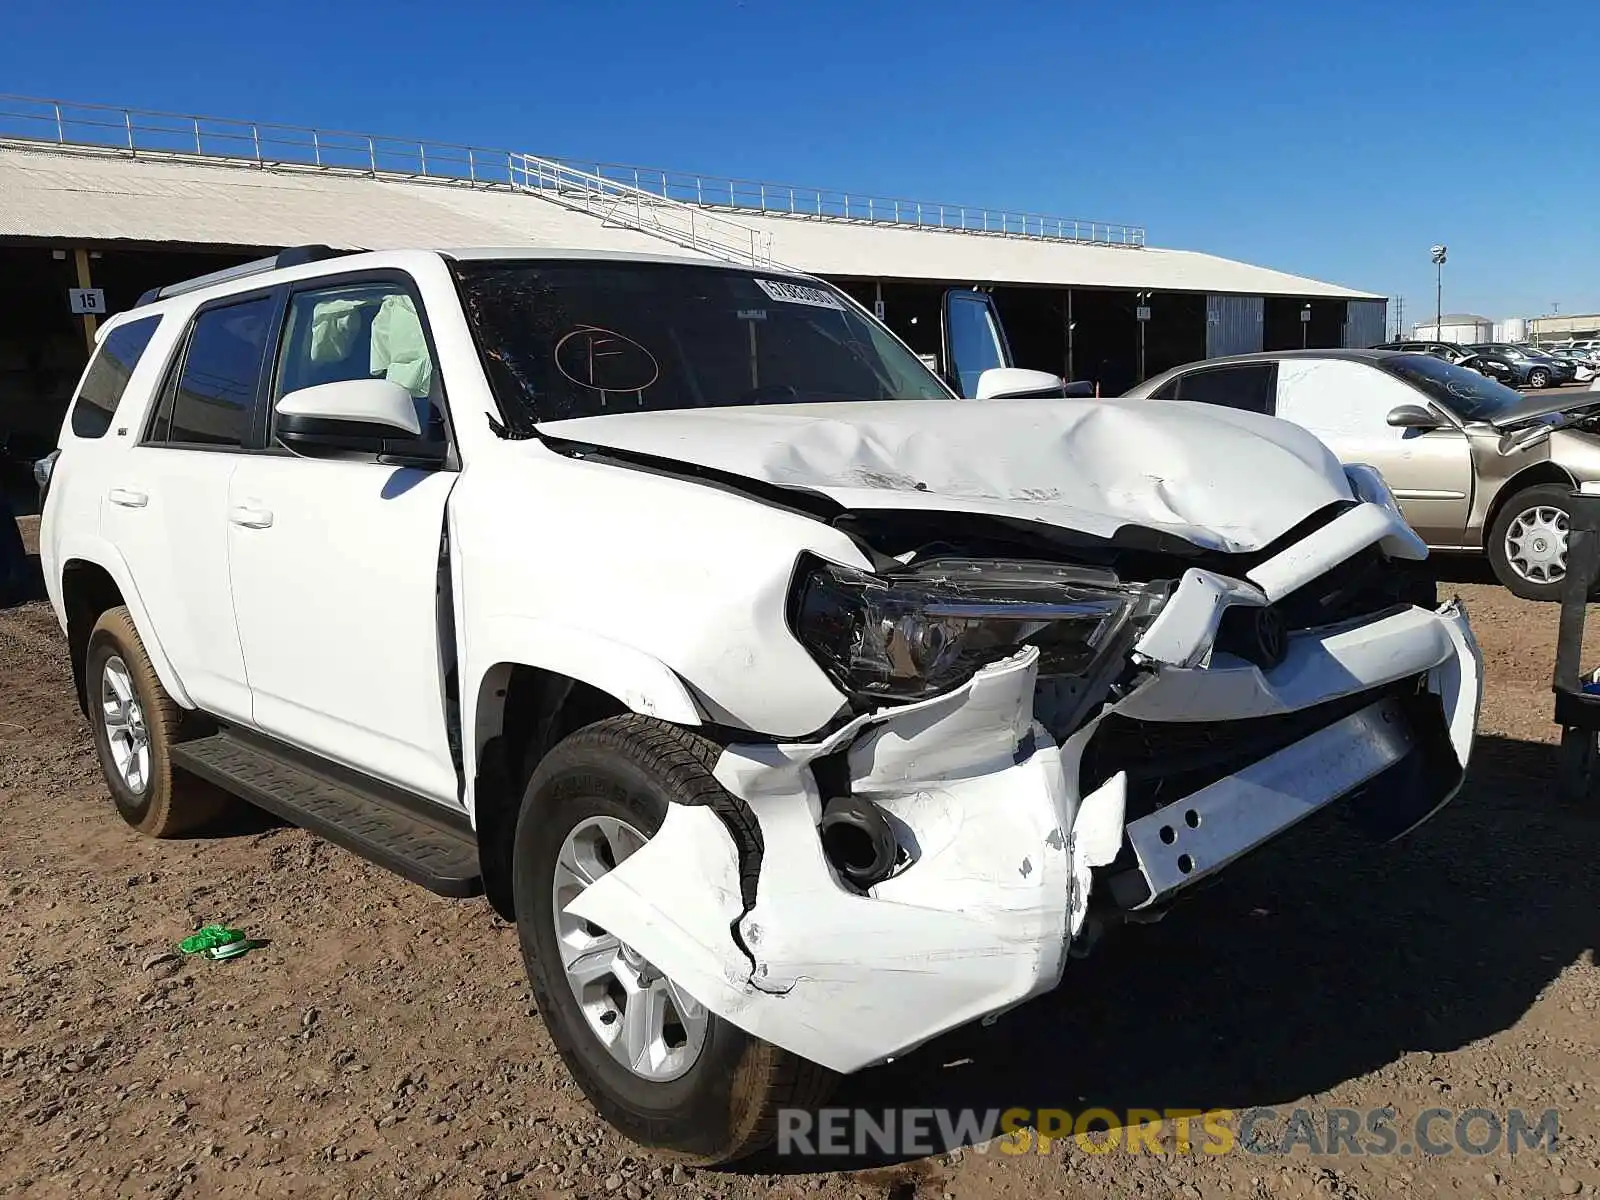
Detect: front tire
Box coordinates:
(85, 607, 223, 837)
(1527, 367, 1551, 389)
(1487, 484, 1573, 601)
(511, 715, 833, 1162)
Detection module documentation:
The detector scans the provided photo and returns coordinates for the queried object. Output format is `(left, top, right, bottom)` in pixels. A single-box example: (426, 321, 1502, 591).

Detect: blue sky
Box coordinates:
(4, 0, 1593, 322)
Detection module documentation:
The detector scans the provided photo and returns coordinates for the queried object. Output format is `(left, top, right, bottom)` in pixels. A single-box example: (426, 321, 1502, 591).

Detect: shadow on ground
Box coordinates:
(197, 800, 289, 838)
(1, 552, 47, 608)
(1431, 555, 1499, 588)
(748, 733, 1599, 1173)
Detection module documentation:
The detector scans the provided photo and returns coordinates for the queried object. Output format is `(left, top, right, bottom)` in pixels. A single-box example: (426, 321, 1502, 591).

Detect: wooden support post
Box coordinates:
(73, 247, 98, 351)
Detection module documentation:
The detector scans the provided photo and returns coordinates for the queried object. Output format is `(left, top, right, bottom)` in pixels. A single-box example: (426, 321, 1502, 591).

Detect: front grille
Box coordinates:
(1079, 676, 1423, 820)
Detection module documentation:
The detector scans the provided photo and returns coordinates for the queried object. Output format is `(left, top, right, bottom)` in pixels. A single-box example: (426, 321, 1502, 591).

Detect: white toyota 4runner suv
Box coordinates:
(39, 246, 1482, 1161)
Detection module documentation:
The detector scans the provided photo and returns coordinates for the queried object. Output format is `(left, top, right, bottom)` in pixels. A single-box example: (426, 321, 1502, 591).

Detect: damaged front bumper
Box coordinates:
(569, 561, 1482, 1078)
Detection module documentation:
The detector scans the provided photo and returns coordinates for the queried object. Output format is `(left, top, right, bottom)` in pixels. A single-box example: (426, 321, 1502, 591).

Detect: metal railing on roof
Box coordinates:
(0, 93, 1146, 249)
(0, 94, 522, 185)
(509, 154, 774, 267)
(534, 157, 1146, 248)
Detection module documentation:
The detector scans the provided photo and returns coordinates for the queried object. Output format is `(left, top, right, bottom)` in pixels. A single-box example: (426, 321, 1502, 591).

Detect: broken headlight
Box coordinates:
(793, 556, 1169, 701)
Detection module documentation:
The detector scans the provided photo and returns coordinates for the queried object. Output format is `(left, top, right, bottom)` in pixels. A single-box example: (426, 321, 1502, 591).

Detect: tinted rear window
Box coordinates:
(1170, 363, 1277, 413)
(70, 317, 161, 438)
(159, 297, 274, 447)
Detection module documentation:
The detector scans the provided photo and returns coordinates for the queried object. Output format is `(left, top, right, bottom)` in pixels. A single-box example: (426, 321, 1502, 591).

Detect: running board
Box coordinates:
(171, 730, 482, 898)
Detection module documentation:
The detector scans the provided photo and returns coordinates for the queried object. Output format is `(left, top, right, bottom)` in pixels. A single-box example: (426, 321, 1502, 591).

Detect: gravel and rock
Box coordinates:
(2, 520, 1595, 1198)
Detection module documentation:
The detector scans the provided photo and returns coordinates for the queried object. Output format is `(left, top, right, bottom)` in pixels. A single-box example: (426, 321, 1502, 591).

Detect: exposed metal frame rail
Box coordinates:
(508, 153, 774, 267)
(0, 93, 1146, 250)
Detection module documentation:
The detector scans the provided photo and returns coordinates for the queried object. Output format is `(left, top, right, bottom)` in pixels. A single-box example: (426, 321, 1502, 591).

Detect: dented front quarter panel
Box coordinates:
(451, 439, 868, 768)
(564, 499, 1484, 1077)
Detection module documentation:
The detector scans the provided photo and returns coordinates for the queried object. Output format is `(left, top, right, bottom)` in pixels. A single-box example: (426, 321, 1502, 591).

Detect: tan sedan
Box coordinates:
(1124, 350, 1600, 601)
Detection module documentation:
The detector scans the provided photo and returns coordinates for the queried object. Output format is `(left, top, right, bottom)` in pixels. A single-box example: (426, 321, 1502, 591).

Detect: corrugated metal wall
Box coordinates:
(1343, 299, 1388, 348)
(1206, 295, 1263, 358)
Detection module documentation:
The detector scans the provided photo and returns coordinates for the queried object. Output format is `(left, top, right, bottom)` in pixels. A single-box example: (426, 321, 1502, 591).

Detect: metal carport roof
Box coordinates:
(0, 144, 1380, 300)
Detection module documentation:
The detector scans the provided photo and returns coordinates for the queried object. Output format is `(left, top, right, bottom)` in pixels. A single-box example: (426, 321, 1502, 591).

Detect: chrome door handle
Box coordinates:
(229, 505, 274, 530)
(107, 488, 148, 508)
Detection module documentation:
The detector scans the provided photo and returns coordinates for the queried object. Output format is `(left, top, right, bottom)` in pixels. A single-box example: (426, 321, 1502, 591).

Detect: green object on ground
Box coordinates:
(179, 925, 245, 955)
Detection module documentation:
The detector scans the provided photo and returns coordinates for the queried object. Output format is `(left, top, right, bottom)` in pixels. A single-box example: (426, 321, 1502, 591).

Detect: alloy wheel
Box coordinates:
(100, 654, 151, 794)
(550, 815, 708, 1082)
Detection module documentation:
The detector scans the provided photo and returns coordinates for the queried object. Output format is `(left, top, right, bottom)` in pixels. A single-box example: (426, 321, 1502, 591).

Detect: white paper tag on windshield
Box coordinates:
(753, 278, 844, 310)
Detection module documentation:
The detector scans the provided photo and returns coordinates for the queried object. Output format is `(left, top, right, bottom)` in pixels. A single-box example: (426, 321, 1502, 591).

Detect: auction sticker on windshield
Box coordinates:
(754, 278, 844, 309)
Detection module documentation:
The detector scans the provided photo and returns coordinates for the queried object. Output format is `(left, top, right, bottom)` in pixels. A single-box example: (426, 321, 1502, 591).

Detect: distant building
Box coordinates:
(1528, 314, 1600, 343)
(1413, 311, 1600, 348)
(1493, 317, 1526, 343)
(1411, 314, 1494, 343)
(0, 95, 1387, 468)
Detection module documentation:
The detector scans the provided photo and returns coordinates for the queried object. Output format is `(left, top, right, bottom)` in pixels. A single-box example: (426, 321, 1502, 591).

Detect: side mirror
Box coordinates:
(1386, 404, 1441, 431)
(975, 367, 1069, 400)
(275, 379, 440, 463)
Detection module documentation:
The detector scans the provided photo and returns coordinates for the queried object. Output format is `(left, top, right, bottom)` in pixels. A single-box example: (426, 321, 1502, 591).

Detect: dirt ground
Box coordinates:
(2, 517, 1597, 1200)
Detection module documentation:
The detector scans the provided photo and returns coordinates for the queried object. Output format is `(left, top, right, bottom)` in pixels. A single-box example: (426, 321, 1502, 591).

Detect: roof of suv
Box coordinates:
(129, 244, 815, 314)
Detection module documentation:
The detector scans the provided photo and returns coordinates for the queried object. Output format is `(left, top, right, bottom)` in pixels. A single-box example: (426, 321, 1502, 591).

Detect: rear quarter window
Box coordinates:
(69, 316, 162, 439)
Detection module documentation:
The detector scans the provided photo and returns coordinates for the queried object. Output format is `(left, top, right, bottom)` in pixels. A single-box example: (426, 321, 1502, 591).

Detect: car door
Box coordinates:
(1273, 358, 1473, 547)
(225, 272, 461, 806)
(941, 289, 1012, 397)
(100, 292, 281, 722)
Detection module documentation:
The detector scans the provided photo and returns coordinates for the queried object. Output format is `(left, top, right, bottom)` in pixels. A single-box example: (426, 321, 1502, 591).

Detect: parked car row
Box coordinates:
(1375, 340, 1584, 388)
(1541, 339, 1600, 360)
(1124, 349, 1600, 601)
(1468, 343, 1582, 388)
(1535, 345, 1599, 379)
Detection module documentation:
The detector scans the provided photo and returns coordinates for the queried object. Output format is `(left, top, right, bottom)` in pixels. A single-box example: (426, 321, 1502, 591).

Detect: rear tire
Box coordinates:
(1487, 484, 1573, 602)
(85, 607, 224, 837)
(512, 715, 833, 1162)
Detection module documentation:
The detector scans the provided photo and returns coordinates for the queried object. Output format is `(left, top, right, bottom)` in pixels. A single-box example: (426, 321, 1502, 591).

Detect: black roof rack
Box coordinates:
(134, 245, 358, 307)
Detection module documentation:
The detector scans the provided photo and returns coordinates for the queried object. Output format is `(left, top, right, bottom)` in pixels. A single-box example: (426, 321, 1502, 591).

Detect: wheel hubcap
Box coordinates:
(551, 816, 707, 1082)
(1505, 505, 1569, 585)
(100, 655, 151, 794)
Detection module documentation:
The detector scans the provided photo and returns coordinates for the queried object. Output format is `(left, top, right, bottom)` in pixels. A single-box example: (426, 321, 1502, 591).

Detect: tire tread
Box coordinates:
(89, 607, 223, 838)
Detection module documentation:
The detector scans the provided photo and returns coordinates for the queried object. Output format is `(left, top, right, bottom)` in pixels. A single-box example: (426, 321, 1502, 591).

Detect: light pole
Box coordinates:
(1300, 303, 1311, 348)
(1430, 244, 1447, 338)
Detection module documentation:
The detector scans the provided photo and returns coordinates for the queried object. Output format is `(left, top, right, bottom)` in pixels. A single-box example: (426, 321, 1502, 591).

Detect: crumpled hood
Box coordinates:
(1486, 391, 1600, 429)
(538, 398, 1354, 553)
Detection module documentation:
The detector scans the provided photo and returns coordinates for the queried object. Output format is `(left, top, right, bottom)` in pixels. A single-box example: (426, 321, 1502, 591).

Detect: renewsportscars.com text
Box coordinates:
(776, 1106, 1561, 1158)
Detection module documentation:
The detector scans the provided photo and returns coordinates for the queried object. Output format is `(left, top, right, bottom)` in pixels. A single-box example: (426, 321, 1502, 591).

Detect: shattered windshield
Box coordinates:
(452, 259, 952, 433)
(1379, 353, 1528, 422)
